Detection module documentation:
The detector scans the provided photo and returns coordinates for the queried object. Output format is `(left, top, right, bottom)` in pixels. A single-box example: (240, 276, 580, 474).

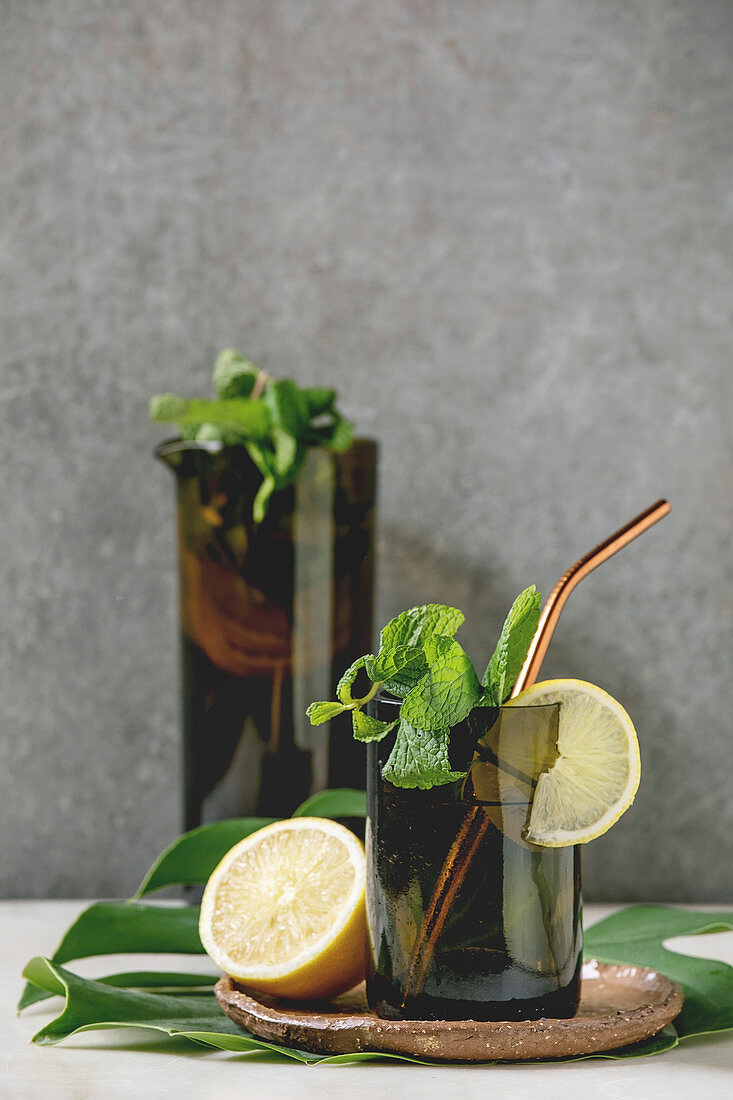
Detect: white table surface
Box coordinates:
(4, 901, 733, 1100)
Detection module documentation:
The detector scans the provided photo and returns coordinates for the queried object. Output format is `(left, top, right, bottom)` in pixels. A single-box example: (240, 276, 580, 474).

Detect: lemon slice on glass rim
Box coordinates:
(506, 678, 641, 847)
(199, 817, 367, 1000)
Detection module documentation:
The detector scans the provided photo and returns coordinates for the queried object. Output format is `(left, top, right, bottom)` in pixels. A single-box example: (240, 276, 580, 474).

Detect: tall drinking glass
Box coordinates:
(366, 693, 582, 1021)
(157, 438, 376, 827)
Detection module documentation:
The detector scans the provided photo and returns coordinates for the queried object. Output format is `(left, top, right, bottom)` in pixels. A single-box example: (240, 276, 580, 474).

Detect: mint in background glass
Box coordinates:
(152, 350, 377, 827)
(150, 348, 355, 522)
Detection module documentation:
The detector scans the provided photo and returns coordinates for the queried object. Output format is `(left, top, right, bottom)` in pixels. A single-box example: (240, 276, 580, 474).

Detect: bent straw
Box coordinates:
(512, 499, 671, 698)
(401, 498, 671, 1005)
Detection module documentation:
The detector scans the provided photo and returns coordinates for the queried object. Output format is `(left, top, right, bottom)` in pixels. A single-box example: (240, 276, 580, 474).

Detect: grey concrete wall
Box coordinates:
(3, 0, 732, 900)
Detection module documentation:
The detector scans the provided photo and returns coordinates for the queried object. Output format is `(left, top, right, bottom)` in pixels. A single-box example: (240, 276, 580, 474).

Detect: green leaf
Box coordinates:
(377, 604, 465, 652)
(212, 349, 261, 398)
(380, 672, 425, 699)
(149, 395, 270, 441)
(134, 818, 276, 897)
(303, 386, 336, 417)
(365, 645, 426, 687)
(401, 635, 481, 731)
(21, 968, 219, 1010)
(363, 604, 465, 704)
(252, 473, 276, 523)
(291, 788, 367, 818)
(18, 902, 205, 1010)
(244, 440, 273, 478)
(22, 958, 297, 1053)
(352, 710, 397, 743)
(336, 656, 370, 703)
(382, 719, 466, 789)
(585, 905, 733, 1038)
(481, 585, 542, 705)
(149, 393, 188, 421)
(194, 422, 242, 445)
(51, 902, 203, 966)
(306, 700, 348, 726)
(264, 379, 309, 439)
(303, 416, 354, 453)
(271, 425, 300, 478)
(325, 415, 354, 452)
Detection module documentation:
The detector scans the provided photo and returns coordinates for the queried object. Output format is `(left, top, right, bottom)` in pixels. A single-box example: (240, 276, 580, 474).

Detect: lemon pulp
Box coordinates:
(507, 679, 641, 847)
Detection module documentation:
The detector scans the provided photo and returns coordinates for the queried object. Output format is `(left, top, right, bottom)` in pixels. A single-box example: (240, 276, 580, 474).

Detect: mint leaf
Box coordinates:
(244, 441, 273, 478)
(264, 379, 309, 439)
(260, 381, 311, 486)
(149, 393, 187, 421)
(336, 656, 371, 704)
(252, 474, 276, 523)
(244, 442, 284, 521)
(271, 426, 300, 478)
(481, 585, 542, 705)
(363, 606, 465, 701)
(303, 387, 336, 417)
(380, 672, 424, 698)
(382, 719, 465, 789)
(365, 645, 425, 685)
(195, 423, 242, 445)
(378, 604, 464, 652)
(212, 349, 260, 398)
(306, 700, 347, 725)
(401, 635, 481, 731)
(326, 416, 354, 452)
(152, 349, 354, 523)
(352, 710, 397, 743)
(149, 395, 270, 441)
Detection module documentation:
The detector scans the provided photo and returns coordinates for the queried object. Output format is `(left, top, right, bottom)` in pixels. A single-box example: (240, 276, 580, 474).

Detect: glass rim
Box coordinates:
(155, 435, 378, 460)
(374, 689, 560, 713)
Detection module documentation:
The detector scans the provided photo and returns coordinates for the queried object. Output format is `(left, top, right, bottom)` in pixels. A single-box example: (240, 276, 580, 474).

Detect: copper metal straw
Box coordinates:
(401, 498, 671, 1005)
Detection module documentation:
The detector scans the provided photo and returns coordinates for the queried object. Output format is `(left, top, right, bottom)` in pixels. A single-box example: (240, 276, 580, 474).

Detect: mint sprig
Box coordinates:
(305, 588, 542, 790)
(352, 710, 398, 743)
(401, 635, 481, 731)
(364, 646, 426, 692)
(382, 721, 466, 789)
(376, 604, 465, 650)
(481, 585, 542, 706)
(150, 348, 354, 522)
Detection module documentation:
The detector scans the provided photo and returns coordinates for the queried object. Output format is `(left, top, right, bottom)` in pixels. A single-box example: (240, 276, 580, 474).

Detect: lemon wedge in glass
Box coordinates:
(506, 679, 641, 847)
(199, 817, 367, 1000)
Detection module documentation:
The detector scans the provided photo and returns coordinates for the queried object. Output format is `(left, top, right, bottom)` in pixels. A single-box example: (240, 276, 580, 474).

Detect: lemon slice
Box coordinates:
(199, 817, 367, 1000)
(506, 679, 641, 847)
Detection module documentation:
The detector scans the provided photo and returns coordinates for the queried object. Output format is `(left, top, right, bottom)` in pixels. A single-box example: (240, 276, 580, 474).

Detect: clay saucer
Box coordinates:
(215, 959, 683, 1063)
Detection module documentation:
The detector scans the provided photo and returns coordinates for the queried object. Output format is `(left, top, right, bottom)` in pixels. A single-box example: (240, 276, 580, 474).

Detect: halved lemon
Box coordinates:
(199, 817, 367, 1000)
(506, 679, 641, 847)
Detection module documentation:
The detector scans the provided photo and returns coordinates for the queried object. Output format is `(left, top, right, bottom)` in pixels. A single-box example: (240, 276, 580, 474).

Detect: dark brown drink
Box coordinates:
(158, 438, 376, 828)
(366, 694, 582, 1021)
